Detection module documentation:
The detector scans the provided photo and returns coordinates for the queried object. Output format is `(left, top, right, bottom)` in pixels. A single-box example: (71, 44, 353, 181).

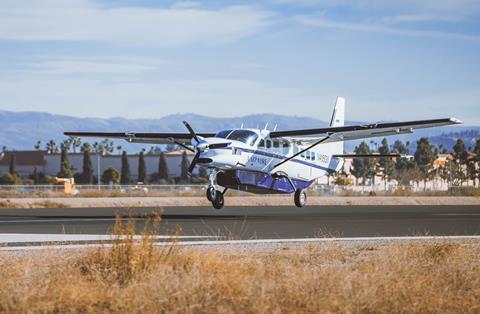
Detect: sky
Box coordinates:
(0, 0, 479, 124)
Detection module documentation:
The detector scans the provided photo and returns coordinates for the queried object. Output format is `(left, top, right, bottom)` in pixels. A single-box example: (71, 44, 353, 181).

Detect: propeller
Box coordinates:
(179, 121, 231, 174)
(167, 138, 195, 153)
(183, 121, 200, 144)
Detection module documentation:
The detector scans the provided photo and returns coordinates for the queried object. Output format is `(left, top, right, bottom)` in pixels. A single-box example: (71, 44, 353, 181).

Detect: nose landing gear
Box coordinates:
(207, 171, 226, 209)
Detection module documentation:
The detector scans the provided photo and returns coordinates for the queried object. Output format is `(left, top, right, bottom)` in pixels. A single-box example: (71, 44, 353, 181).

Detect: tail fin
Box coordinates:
(325, 97, 345, 169)
(330, 96, 345, 127)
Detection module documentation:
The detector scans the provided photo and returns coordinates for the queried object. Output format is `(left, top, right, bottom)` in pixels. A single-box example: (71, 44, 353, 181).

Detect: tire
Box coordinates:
(212, 192, 225, 210)
(294, 189, 307, 208)
(206, 187, 216, 202)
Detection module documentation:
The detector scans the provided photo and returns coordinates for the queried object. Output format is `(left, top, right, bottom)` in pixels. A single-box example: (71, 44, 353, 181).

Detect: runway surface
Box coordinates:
(1, 205, 480, 239)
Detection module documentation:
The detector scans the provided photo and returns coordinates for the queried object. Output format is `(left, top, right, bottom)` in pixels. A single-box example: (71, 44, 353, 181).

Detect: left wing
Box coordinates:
(63, 131, 215, 145)
(269, 118, 462, 143)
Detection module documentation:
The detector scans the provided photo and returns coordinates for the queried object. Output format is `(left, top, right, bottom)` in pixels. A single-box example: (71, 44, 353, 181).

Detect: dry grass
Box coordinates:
(0, 200, 22, 208)
(1, 218, 480, 313)
(30, 200, 71, 208)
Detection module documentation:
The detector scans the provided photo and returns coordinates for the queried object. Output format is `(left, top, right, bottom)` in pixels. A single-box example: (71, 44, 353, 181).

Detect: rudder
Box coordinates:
(330, 97, 345, 127)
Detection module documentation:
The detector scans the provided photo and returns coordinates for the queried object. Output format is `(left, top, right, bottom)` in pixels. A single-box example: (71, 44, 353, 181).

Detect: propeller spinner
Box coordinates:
(181, 121, 230, 174)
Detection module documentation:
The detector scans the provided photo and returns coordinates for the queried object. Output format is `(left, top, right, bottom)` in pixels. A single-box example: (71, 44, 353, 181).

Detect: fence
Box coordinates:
(0, 183, 477, 197)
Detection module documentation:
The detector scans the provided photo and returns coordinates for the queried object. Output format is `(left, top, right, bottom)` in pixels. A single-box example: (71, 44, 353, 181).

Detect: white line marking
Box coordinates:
(0, 218, 124, 223)
(1, 235, 480, 251)
(0, 233, 218, 244)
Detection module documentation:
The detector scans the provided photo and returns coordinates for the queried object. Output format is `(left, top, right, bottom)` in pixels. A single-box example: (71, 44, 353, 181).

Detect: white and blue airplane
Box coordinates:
(65, 97, 462, 209)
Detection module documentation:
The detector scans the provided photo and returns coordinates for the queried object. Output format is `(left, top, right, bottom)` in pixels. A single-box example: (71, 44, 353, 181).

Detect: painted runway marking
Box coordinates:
(1, 235, 480, 251)
(0, 233, 218, 244)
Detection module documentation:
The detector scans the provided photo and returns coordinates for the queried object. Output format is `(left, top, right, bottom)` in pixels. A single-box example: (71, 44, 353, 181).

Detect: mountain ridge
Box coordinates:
(0, 110, 477, 152)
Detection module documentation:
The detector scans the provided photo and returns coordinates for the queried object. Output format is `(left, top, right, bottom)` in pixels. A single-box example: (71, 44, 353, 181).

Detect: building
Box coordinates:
(0, 151, 46, 177)
(1, 150, 198, 181)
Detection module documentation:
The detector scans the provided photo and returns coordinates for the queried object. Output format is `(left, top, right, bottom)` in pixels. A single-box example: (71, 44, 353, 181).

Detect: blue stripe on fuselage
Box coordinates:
(216, 146, 335, 173)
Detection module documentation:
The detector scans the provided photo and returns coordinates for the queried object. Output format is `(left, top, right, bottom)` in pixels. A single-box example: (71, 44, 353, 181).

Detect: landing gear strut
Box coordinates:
(294, 189, 307, 207)
(207, 171, 226, 209)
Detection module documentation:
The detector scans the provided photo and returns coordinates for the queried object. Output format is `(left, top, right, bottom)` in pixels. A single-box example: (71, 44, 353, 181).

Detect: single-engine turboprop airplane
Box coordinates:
(65, 97, 462, 209)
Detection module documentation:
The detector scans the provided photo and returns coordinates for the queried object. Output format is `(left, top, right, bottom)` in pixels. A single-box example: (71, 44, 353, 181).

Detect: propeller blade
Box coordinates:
(167, 138, 195, 152)
(188, 152, 200, 173)
(183, 121, 199, 143)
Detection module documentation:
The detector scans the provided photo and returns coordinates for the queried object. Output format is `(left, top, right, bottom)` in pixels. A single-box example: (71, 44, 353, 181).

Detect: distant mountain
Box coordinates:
(0, 110, 478, 153)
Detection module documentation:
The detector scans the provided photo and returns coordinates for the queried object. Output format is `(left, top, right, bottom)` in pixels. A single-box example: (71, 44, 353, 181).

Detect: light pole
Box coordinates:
(97, 148, 106, 191)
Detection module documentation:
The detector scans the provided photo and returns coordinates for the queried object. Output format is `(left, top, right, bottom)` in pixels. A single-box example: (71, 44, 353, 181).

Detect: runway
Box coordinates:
(1, 205, 480, 239)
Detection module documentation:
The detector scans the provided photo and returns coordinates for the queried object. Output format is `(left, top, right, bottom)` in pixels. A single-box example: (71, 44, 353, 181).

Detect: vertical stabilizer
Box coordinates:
(330, 97, 345, 127)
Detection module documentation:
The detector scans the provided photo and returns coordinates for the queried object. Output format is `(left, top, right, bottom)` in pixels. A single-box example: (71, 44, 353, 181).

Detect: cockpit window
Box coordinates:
(214, 129, 233, 139)
(227, 130, 259, 146)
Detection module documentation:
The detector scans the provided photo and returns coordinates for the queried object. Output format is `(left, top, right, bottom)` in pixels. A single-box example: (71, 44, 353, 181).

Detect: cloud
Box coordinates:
(271, 0, 480, 20)
(297, 15, 480, 42)
(0, 0, 274, 47)
(16, 56, 172, 76)
(383, 14, 461, 24)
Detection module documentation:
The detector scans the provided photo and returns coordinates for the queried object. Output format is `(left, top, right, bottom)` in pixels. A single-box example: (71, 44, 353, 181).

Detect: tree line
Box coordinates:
(1, 145, 206, 185)
(1, 136, 479, 187)
(343, 137, 480, 188)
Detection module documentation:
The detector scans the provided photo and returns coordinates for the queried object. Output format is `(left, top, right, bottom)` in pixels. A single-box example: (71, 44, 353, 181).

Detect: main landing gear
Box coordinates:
(294, 189, 307, 208)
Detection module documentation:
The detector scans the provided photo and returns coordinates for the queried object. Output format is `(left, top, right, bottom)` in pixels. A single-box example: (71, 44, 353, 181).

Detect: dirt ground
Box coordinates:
(1, 196, 479, 208)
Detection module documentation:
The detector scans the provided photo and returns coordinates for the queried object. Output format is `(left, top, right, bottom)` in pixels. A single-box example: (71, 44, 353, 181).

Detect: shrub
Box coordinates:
(0, 173, 21, 185)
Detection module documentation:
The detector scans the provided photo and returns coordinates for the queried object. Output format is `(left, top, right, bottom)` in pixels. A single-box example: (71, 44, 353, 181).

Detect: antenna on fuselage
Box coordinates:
(273, 124, 277, 131)
(264, 122, 269, 130)
(240, 123, 244, 129)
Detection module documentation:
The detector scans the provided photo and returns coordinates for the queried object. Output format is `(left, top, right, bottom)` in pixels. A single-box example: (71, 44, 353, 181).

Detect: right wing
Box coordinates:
(270, 118, 462, 143)
(63, 131, 216, 145)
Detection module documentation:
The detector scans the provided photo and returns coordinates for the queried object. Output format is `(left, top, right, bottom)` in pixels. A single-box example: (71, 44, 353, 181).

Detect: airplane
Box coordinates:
(65, 97, 462, 209)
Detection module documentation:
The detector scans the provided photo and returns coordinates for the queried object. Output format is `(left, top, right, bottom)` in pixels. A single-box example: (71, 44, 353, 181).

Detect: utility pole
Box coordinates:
(97, 147, 106, 191)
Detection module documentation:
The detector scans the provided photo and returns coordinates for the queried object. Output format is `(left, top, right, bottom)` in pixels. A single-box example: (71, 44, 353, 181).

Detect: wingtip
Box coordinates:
(450, 117, 463, 124)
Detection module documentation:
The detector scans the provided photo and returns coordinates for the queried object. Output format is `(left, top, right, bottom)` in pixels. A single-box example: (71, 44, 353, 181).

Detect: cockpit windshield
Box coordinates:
(214, 129, 233, 139)
(226, 130, 259, 146)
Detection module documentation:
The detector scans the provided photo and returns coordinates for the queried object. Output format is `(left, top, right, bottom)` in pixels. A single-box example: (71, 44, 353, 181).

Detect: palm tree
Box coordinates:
(46, 140, 59, 154)
(70, 136, 82, 153)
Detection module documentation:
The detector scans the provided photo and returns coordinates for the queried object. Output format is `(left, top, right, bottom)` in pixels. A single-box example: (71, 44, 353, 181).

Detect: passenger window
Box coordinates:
(282, 141, 290, 154)
(266, 140, 272, 149)
(258, 139, 265, 149)
(273, 140, 280, 150)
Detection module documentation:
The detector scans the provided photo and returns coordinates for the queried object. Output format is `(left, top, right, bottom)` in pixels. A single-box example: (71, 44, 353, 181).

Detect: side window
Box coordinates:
(273, 140, 280, 152)
(282, 141, 290, 155)
(266, 140, 272, 149)
(258, 139, 265, 149)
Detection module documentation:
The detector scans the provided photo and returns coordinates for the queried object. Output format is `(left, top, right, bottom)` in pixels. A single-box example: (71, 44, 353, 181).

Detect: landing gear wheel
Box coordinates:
(206, 187, 216, 202)
(212, 192, 224, 210)
(294, 189, 307, 208)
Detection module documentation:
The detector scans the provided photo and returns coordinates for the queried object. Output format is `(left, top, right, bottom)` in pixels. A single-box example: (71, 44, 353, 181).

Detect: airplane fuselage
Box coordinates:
(197, 128, 344, 192)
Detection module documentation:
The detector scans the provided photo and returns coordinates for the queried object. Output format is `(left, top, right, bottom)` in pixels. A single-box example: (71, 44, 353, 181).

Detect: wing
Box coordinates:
(269, 118, 462, 143)
(63, 131, 216, 145)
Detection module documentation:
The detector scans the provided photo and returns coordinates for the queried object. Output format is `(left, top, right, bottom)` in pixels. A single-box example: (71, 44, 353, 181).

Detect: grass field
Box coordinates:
(1, 217, 479, 313)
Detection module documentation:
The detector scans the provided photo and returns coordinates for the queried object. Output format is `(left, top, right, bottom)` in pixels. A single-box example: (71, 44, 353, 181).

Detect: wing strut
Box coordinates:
(271, 134, 332, 171)
(332, 154, 401, 158)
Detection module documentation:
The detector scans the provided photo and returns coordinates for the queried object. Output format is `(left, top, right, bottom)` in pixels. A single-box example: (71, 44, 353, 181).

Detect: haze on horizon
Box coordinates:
(0, 0, 479, 124)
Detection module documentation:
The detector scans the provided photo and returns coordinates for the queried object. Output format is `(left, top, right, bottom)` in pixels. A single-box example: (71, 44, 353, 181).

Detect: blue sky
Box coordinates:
(0, 0, 479, 124)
